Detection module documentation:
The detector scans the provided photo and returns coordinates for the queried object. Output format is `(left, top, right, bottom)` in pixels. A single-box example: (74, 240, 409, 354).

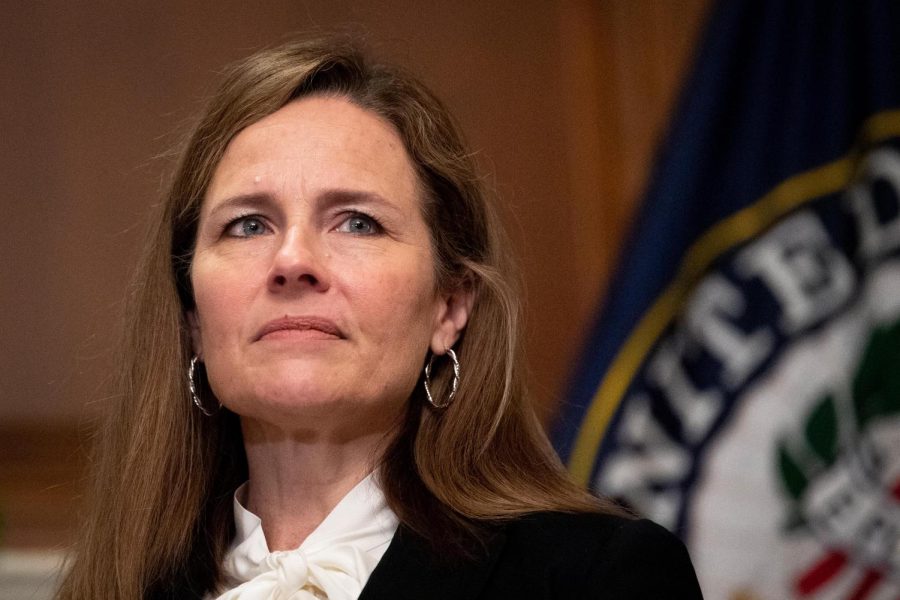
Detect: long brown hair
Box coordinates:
(58, 37, 621, 599)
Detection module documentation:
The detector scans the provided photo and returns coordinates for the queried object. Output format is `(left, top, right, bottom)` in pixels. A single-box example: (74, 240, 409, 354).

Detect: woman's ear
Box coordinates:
(430, 282, 475, 354)
(186, 310, 203, 358)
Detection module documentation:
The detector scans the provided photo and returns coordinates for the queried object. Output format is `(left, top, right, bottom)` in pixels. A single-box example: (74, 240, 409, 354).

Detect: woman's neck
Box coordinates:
(240, 418, 392, 551)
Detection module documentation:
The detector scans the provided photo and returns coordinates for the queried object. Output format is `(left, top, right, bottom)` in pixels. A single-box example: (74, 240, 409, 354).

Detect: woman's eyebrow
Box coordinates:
(205, 188, 405, 219)
(205, 193, 276, 218)
(316, 189, 408, 222)
(317, 188, 395, 210)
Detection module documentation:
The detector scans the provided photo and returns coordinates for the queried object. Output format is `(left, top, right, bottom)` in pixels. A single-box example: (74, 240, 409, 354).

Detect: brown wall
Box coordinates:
(0, 0, 708, 547)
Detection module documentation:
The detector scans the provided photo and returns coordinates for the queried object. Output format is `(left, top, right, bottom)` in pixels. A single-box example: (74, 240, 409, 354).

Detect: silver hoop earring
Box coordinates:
(423, 348, 460, 409)
(188, 355, 220, 416)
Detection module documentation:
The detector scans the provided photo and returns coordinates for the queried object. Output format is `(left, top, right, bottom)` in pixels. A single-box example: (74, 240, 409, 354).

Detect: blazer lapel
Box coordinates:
(359, 525, 507, 600)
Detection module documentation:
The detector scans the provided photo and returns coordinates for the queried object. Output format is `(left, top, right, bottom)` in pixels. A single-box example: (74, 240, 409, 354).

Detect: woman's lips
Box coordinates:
(255, 316, 344, 341)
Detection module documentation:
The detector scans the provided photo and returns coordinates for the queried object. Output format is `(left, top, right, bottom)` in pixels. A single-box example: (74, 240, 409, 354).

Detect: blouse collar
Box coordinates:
(214, 473, 399, 599)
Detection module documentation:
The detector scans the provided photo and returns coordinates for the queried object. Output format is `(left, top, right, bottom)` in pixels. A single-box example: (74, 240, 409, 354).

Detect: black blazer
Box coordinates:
(157, 511, 703, 599)
(359, 512, 704, 599)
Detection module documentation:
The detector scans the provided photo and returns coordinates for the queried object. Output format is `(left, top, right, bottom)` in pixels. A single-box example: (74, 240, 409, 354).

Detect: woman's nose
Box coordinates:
(267, 228, 330, 293)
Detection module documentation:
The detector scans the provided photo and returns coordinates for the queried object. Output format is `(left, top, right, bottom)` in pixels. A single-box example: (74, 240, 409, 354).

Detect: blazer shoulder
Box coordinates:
(502, 510, 673, 557)
(505, 510, 632, 542)
(491, 511, 704, 599)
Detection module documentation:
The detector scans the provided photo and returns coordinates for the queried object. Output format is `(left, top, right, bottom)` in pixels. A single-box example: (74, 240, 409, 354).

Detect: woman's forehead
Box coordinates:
(203, 96, 420, 212)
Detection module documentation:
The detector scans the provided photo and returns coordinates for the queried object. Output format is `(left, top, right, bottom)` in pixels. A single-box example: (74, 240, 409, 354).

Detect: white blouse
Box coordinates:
(209, 474, 399, 600)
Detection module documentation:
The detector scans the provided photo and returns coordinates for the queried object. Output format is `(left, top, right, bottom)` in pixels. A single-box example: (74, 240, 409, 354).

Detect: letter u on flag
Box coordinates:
(554, 1, 900, 598)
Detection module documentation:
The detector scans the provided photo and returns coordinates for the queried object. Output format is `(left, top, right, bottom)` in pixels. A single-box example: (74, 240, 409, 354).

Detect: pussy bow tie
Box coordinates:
(215, 543, 370, 600)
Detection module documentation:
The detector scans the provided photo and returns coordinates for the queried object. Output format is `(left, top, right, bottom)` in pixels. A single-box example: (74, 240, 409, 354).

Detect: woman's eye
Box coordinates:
(337, 213, 381, 235)
(225, 216, 268, 237)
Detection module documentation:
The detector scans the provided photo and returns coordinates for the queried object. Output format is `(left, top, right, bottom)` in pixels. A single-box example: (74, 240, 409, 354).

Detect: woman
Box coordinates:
(59, 38, 703, 599)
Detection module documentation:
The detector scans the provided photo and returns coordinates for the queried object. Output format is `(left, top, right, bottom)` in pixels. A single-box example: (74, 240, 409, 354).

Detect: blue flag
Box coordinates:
(554, 1, 900, 597)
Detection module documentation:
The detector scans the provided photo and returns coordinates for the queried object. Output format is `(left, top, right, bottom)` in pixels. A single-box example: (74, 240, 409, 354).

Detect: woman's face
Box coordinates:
(189, 96, 468, 432)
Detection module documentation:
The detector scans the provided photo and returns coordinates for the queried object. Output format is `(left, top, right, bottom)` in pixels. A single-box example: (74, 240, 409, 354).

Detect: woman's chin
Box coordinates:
(226, 388, 343, 417)
(221, 385, 403, 434)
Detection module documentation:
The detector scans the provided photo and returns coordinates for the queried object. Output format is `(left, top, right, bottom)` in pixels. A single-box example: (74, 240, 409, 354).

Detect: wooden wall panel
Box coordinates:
(554, 0, 710, 415)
